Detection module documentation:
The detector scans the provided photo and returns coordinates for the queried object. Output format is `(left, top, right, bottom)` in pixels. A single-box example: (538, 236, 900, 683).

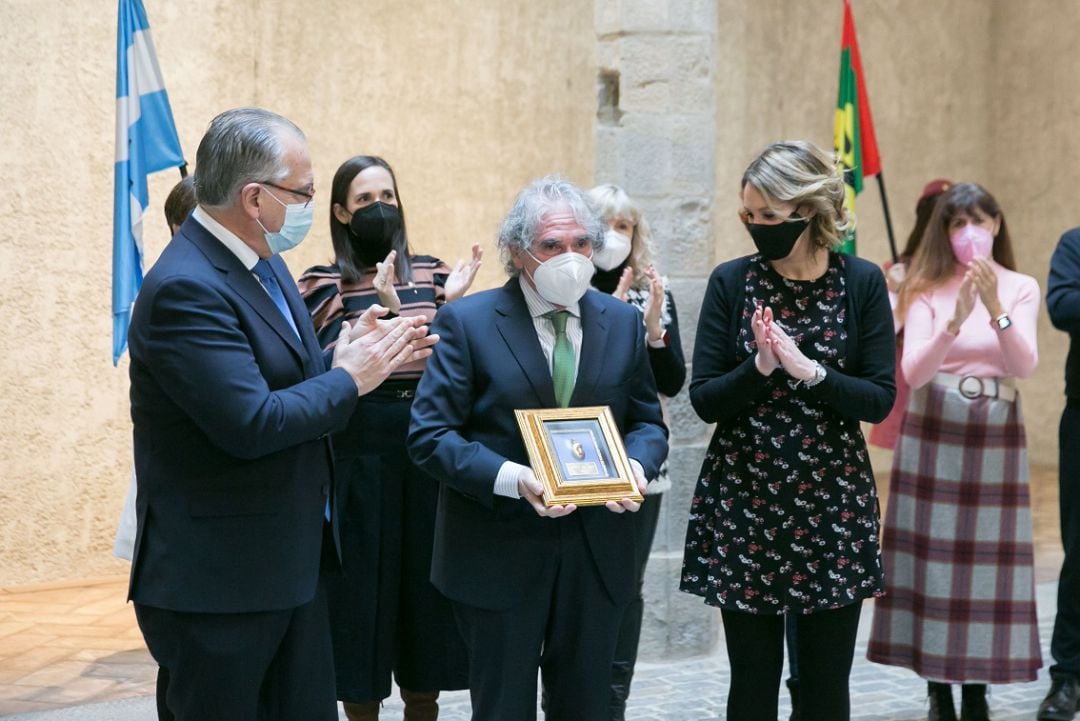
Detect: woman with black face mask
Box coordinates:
(298, 156, 482, 721)
(680, 140, 896, 721)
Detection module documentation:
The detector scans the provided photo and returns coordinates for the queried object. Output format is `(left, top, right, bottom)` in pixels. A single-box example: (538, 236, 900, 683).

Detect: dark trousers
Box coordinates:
(1053, 405, 1080, 678)
(135, 583, 336, 721)
(453, 516, 626, 721)
(155, 667, 174, 721)
(721, 602, 862, 721)
(609, 493, 662, 719)
(785, 613, 800, 683)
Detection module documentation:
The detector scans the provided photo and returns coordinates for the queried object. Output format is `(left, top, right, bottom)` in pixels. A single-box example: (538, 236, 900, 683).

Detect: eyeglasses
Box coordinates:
(260, 181, 315, 209)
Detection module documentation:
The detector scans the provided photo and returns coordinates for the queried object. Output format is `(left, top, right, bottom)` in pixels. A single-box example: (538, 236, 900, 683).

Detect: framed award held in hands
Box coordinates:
(514, 405, 642, 507)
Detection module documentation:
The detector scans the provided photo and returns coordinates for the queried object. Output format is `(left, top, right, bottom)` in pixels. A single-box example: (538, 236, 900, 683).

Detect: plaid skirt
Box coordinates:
(866, 380, 1042, 683)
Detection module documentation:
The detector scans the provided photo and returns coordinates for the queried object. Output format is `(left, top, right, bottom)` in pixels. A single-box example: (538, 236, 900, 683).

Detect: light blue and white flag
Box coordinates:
(113, 0, 184, 364)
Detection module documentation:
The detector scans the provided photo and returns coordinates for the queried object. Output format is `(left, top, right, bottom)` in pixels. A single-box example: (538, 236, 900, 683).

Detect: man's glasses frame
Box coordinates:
(260, 181, 314, 209)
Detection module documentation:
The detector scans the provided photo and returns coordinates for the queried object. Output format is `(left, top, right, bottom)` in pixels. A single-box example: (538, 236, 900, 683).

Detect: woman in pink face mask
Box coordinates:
(867, 183, 1042, 721)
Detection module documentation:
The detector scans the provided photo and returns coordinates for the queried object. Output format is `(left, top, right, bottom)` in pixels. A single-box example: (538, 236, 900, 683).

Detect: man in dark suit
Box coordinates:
(1043, 226, 1080, 721)
(128, 107, 435, 721)
(408, 176, 668, 721)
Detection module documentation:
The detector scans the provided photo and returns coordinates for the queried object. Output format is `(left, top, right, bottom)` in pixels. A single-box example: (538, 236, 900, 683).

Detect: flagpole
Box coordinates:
(179, 162, 188, 178)
(875, 172, 898, 263)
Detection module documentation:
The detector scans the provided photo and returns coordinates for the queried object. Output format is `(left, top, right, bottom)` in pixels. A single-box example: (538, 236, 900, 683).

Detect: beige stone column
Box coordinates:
(594, 0, 720, 659)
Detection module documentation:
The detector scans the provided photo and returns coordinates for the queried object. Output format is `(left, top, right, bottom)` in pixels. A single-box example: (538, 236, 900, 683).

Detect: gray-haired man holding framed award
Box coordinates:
(408, 177, 668, 721)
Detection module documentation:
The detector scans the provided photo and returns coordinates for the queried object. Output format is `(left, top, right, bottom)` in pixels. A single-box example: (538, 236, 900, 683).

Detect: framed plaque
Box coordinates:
(514, 405, 642, 507)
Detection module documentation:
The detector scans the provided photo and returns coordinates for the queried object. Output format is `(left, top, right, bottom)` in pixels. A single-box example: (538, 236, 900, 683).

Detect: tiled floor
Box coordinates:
(0, 579, 156, 716)
(0, 464, 1066, 717)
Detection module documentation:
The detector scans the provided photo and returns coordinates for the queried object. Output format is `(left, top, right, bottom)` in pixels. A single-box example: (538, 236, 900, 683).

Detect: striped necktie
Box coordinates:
(547, 310, 575, 407)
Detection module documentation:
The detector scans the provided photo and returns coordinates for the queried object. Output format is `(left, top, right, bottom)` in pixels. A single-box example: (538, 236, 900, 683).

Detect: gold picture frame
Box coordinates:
(514, 405, 642, 507)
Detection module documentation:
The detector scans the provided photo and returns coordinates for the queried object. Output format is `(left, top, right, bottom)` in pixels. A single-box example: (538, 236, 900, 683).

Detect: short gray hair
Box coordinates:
(193, 107, 305, 209)
(497, 175, 606, 276)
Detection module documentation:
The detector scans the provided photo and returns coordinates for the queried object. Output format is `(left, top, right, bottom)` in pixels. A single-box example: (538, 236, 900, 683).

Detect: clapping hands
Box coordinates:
(948, 257, 1002, 335)
(444, 244, 483, 302)
(752, 303, 817, 383)
(610, 265, 666, 344)
(331, 305, 440, 395)
(373, 250, 401, 314)
(641, 266, 665, 343)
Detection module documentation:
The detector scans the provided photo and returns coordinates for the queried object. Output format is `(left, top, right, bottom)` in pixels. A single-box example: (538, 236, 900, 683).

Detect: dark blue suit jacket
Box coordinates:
(127, 216, 358, 613)
(1048, 227, 1080, 398)
(407, 279, 668, 610)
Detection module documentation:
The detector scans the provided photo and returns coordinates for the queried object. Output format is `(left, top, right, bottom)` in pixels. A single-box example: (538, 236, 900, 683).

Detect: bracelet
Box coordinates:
(803, 361, 827, 388)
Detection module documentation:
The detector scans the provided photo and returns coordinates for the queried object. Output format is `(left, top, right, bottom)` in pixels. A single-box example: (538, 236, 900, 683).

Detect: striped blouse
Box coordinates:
(297, 255, 450, 382)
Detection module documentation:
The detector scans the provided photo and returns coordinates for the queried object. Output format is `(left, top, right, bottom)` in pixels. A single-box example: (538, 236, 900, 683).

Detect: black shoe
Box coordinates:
(1038, 675, 1080, 721)
(929, 682, 958, 721)
(786, 677, 800, 721)
(960, 684, 989, 721)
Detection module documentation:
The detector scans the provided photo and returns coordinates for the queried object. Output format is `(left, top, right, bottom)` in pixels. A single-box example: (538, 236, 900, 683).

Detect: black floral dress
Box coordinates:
(681, 254, 884, 614)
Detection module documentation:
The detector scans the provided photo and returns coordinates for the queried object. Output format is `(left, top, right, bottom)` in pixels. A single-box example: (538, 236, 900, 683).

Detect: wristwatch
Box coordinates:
(991, 313, 1012, 331)
(804, 361, 827, 388)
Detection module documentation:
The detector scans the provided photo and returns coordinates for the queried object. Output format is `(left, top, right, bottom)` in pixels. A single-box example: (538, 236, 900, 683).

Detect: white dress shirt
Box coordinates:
(192, 206, 261, 272)
(493, 277, 583, 498)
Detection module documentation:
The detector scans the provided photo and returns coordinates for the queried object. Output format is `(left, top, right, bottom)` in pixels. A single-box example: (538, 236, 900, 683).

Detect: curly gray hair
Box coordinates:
(497, 175, 606, 276)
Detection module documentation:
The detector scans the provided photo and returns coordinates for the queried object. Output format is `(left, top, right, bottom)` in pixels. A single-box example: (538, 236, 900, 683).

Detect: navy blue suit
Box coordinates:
(408, 279, 667, 720)
(1047, 227, 1080, 681)
(128, 216, 358, 721)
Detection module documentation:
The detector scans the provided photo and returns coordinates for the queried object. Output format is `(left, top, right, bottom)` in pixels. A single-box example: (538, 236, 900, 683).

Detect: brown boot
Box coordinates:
(343, 701, 380, 721)
(401, 689, 439, 721)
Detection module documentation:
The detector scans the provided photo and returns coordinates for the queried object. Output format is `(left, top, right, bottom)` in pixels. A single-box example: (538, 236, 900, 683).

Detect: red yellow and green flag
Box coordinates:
(834, 0, 881, 254)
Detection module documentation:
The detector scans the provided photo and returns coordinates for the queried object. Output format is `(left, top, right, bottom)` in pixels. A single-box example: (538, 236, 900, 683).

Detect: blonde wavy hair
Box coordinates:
(587, 184, 655, 289)
(741, 140, 852, 251)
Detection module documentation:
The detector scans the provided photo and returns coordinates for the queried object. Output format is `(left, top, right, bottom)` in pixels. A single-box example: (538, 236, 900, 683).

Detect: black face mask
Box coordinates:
(746, 216, 810, 261)
(349, 201, 402, 266)
(591, 261, 629, 294)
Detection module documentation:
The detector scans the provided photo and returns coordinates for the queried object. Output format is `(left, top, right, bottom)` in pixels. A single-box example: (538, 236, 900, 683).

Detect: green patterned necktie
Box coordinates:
(547, 310, 575, 407)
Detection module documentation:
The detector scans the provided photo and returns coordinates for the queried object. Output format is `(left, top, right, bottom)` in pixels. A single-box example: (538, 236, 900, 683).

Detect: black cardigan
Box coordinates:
(689, 253, 896, 426)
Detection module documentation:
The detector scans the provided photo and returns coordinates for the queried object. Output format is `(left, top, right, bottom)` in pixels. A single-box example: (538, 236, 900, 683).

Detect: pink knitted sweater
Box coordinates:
(901, 263, 1040, 389)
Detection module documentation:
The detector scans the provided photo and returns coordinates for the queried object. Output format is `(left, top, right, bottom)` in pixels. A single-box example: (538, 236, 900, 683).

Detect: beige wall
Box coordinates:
(714, 0, 995, 269)
(713, 0, 1073, 464)
(989, 1, 1080, 464)
(0, 0, 594, 585)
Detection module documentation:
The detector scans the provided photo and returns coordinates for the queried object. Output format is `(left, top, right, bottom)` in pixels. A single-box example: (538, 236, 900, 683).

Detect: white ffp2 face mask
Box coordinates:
(527, 250, 595, 306)
(592, 229, 632, 271)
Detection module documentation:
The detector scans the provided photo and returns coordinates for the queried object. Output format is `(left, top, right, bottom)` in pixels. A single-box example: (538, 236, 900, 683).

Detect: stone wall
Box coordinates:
(988, 0, 1080, 459)
(0, 0, 594, 585)
(593, 0, 721, 660)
